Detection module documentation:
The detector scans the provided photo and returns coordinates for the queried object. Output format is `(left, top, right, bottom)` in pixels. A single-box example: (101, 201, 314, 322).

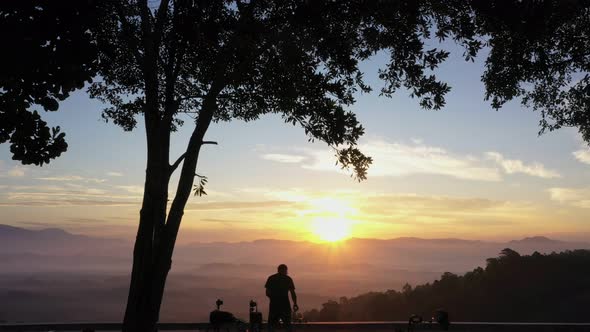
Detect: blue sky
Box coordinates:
(1, 47, 589, 243)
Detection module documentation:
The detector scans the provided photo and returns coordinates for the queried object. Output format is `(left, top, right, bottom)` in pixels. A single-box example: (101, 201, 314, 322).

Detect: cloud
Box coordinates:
(573, 149, 590, 165)
(38, 175, 84, 181)
(185, 200, 296, 211)
(301, 140, 502, 181)
(356, 193, 536, 225)
(0, 184, 139, 207)
(1, 188, 139, 207)
(8, 166, 25, 177)
(190, 189, 539, 231)
(363, 141, 501, 181)
(116, 185, 144, 194)
(200, 217, 260, 224)
(37, 175, 106, 183)
(261, 153, 307, 163)
(107, 171, 124, 177)
(0, 162, 26, 177)
(547, 187, 590, 208)
(231, 187, 536, 227)
(0, 200, 138, 207)
(485, 152, 561, 179)
(260, 140, 567, 182)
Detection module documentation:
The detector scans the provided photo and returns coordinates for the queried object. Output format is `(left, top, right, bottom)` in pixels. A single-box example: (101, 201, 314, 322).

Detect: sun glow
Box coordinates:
(311, 216, 353, 242)
(306, 197, 357, 242)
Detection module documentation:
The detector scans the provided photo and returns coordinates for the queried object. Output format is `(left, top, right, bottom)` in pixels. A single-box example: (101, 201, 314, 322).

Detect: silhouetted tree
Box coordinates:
(6, 1, 590, 168)
(402, 283, 413, 294)
(306, 249, 590, 322)
(88, 2, 482, 331)
(320, 300, 341, 321)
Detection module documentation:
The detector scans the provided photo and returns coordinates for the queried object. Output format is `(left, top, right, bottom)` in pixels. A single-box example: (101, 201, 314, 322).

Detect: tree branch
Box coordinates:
(178, 93, 234, 102)
(138, 0, 153, 37)
(115, 3, 143, 65)
(169, 141, 217, 175)
(153, 0, 170, 49)
(169, 152, 186, 175)
(549, 52, 590, 68)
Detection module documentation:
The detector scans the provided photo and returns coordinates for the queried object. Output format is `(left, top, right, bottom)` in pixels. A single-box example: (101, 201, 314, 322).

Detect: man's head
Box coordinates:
(277, 264, 288, 275)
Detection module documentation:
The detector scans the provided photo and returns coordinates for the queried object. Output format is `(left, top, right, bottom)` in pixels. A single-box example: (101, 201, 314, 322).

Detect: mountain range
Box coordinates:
(1, 224, 588, 322)
(1, 224, 588, 274)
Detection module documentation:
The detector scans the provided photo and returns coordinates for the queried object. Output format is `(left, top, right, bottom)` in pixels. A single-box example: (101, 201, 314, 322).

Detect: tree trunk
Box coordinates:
(139, 99, 216, 329)
(121, 110, 214, 331)
(122, 135, 171, 332)
(120, 7, 220, 321)
(122, 157, 202, 331)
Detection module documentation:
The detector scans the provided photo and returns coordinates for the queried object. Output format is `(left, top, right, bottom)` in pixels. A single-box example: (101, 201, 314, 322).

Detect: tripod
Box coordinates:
(249, 300, 263, 332)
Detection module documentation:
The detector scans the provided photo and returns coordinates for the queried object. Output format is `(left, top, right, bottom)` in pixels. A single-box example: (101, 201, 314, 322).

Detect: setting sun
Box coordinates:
(304, 197, 358, 242)
(311, 217, 353, 242)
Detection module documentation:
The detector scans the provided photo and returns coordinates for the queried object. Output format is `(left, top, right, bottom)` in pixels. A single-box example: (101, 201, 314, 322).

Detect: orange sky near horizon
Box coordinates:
(0, 180, 588, 244)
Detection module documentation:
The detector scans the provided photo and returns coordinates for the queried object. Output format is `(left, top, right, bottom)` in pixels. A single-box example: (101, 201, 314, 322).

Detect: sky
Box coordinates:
(1, 46, 590, 243)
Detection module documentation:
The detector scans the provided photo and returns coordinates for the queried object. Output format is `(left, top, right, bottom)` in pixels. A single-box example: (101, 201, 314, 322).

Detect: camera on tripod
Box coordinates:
(209, 298, 237, 328)
(249, 299, 263, 326)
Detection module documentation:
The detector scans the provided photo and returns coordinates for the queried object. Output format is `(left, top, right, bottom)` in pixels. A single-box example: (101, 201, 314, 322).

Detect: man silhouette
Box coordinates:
(265, 264, 298, 332)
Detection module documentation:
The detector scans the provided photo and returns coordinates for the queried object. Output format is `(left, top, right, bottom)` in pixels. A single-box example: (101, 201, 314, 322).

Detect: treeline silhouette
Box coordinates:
(304, 249, 590, 322)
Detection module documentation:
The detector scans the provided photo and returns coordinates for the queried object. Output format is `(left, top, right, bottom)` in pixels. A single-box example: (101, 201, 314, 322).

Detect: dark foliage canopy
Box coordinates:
(0, 0, 97, 165)
(2, 0, 590, 174)
(305, 249, 590, 322)
(473, 0, 590, 141)
(89, 0, 480, 180)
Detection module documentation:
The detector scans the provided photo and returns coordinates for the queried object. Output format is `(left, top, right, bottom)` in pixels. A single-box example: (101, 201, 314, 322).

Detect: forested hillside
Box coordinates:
(305, 249, 590, 322)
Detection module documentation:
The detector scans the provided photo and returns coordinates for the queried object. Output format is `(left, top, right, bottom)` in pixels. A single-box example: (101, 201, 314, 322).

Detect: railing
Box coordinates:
(2, 322, 590, 332)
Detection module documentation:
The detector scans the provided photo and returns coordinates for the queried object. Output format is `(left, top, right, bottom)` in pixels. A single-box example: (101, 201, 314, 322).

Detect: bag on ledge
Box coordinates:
(210, 310, 237, 325)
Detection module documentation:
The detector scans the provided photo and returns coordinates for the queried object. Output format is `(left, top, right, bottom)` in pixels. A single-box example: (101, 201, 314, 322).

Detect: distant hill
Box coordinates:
(0, 224, 127, 253)
(510, 235, 555, 242)
(176, 235, 590, 272)
(1, 224, 589, 273)
(0, 224, 74, 242)
(0, 224, 131, 272)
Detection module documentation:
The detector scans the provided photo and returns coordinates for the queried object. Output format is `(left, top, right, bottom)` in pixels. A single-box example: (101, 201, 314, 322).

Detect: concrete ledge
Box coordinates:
(1, 322, 590, 332)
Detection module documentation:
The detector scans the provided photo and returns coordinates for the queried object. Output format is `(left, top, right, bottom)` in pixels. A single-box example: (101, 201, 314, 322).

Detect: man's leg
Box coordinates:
(268, 308, 277, 332)
(282, 311, 293, 332)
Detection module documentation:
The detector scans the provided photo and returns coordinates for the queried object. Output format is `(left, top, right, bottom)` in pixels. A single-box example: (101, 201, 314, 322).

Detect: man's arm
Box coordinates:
(289, 277, 298, 310)
(289, 288, 297, 305)
(265, 277, 271, 298)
